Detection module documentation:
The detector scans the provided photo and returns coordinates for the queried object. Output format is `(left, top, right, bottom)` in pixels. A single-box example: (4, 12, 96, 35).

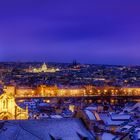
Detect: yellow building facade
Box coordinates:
(0, 86, 28, 120)
(4, 85, 140, 99)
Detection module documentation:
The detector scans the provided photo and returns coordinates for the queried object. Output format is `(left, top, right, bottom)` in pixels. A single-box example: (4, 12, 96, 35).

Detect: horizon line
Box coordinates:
(0, 61, 139, 67)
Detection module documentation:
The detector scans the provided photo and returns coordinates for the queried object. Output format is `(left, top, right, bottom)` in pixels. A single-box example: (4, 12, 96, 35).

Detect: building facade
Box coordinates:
(32, 63, 59, 73)
(0, 86, 28, 120)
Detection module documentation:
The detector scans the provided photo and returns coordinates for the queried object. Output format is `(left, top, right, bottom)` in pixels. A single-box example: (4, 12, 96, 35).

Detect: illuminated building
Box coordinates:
(121, 87, 140, 95)
(69, 105, 75, 112)
(32, 62, 60, 73)
(36, 85, 58, 97)
(0, 86, 28, 120)
(57, 87, 85, 97)
(4, 85, 140, 99)
(16, 87, 36, 97)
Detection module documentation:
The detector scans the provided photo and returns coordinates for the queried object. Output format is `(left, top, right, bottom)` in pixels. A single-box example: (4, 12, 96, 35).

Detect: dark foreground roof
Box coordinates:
(0, 118, 94, 140)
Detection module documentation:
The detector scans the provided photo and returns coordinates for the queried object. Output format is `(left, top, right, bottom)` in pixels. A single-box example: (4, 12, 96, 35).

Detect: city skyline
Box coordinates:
(0, 0, 140, 65)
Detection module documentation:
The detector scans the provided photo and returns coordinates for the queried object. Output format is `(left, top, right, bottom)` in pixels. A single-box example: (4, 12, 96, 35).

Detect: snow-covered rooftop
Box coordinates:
(84, 110, 96, 121)
(111, 114, 131, 120)
(0, 119, 94, 140)
(99, 113, 124, 126)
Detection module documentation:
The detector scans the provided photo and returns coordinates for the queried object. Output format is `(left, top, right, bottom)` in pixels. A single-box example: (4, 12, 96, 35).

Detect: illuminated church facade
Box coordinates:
(0, 86, 28, 120)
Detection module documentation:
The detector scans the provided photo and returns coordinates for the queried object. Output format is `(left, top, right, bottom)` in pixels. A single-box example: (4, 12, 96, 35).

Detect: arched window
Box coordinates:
(3, 99, 8, 109)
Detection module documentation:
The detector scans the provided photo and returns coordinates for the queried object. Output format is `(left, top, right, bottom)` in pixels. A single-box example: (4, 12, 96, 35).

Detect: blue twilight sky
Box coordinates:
(0, 0, 140, 65)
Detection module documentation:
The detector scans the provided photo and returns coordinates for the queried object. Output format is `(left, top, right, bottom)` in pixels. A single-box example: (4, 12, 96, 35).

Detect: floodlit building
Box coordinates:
(15, 86, 36, 97)
(32, 63, 60, 73)
(0, 87, 28, 120)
